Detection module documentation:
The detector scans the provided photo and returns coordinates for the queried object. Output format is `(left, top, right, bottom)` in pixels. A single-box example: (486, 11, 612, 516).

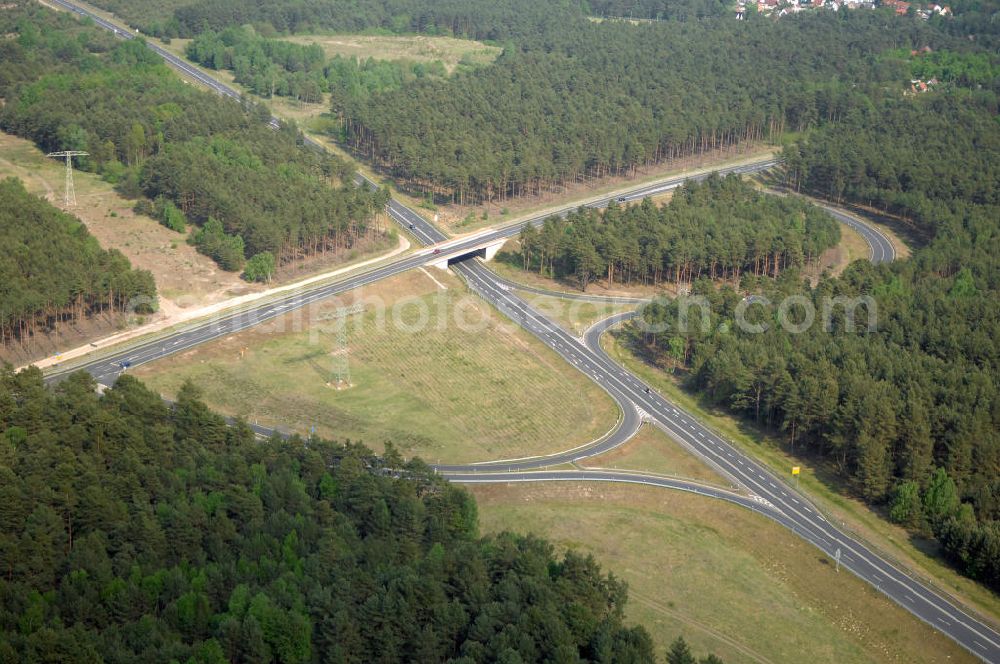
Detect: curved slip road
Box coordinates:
(445, 469, 770, 514)
(444, 302, 1000, 662)
(820, 204, 896, 264)
(38, 2, 997, 659)
(483, 196, 896, 302)
(42, 151, 766, 386)
(488, 272, 651, 305)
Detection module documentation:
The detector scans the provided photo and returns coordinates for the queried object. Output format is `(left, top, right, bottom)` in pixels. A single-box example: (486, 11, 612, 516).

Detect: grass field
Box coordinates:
(801, 222, 869, 283)
(582, 423, 728, 487)
(134, 270, 619, 463)
(600, 330, 1000, 630)
(283, 33, 501, 73)
(158, 33, 497, 127)
(471, 482, 975, 664)
(830, 223, 871, 271)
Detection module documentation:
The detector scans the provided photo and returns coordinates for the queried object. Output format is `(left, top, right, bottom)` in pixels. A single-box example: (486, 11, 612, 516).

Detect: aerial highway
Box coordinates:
(439, 268, 999, 662)
(38, 1, 996, 659)
(42, 149, 776, 387)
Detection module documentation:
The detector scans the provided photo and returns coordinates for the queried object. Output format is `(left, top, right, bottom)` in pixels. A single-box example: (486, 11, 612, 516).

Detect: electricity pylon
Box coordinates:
(316, 303, 366, 389)
(46, 151, 89, 207)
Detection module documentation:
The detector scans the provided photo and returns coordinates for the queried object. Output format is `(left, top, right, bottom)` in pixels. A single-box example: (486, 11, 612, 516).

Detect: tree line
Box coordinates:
(587, 0, 731, 20)
(80, 0, 998, 208)
(515, 176, 840, 290)
(160, 0, 583, 41)
(0, 178, 156, 350)
(782, 91, 999, 223)
(335, 11, 948, 204)
(0, 3, 387, 273)
(0, 367, 726, 663)
(185, 25, 451, 106)
(623, 90, 1000, 590)
(83, 0, 982, 207)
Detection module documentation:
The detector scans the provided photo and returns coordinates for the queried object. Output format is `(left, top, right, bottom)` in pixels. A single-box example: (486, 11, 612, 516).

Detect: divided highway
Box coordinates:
(43, 149, 773, 387)
(440, 269, 999, 661)
(39, 1, 996, 659)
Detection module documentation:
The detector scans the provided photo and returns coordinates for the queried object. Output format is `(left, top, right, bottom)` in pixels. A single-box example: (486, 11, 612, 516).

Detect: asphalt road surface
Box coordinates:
(821, 204, 896, 264)
(487, 271, 651, 304)
(440, 286, 1000, 661)
(42, 148, 773, 387)
(39, 2, 996, 659)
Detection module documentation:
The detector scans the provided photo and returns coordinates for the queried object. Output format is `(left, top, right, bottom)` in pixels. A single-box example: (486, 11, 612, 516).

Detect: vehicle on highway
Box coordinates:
(43, 8, 979, 654)
(409, 223, 415, 229)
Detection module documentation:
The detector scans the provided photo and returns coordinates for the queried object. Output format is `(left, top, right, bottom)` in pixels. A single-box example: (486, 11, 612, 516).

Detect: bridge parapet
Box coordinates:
(428, 237, 507, 271)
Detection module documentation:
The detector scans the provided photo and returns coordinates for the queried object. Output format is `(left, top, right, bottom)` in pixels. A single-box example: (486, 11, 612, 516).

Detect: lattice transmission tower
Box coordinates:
(316, 303, 366, 389)
(46, 151, 89, 207)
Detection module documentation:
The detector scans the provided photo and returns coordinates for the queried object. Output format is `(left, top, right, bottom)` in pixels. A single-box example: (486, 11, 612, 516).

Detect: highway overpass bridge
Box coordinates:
(423, 236, 507, 270)
(35, 3, 1000, 659)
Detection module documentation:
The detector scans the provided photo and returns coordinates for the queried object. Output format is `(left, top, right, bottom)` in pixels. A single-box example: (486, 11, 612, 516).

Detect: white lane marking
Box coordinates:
(453, 238, 999, 653)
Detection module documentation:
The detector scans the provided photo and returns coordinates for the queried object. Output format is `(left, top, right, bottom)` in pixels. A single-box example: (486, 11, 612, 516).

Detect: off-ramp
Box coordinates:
(37, 3, 995, 659)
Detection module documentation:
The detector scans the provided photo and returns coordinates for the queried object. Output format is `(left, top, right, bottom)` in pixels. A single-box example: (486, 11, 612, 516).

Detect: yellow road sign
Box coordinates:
(791, 466, 800, 475)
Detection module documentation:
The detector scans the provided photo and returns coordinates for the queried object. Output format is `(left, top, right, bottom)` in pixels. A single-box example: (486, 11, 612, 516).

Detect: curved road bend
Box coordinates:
(443, 295, 999, 661)
(41, 1, 995, 658)
(821, 204, 896, 264)
(43, 0, 779, 388)
(480, 196, 896, 304)
(47, 0, 778, 249)
(487, 272, 650, 305)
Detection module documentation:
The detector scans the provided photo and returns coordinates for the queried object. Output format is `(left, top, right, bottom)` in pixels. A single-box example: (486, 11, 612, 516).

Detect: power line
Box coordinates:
(46, 151, 89, 207)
